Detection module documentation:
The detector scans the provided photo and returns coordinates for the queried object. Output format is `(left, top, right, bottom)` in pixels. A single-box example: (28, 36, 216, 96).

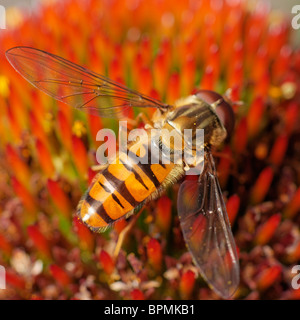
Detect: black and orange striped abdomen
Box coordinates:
(77, 149, 175, 232)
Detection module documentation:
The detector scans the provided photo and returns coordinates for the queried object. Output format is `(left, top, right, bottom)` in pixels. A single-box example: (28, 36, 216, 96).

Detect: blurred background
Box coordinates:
(0, 0, 299, 300)
(2, 0, 300, 43)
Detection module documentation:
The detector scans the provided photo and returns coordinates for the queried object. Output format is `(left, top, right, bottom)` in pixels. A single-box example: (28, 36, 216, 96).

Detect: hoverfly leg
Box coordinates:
(210, 150, 232, 161)
(182, 159, 191, 172)
(224, 88, 244, 107)
(113, 209, 143, 258)
(136, 112, 153, 127)
(125, 112, 153, 130)
(90, 164, 108, 172)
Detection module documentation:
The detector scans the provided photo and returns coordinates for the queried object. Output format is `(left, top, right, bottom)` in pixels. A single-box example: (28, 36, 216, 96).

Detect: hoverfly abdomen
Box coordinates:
(77, 135, 175, 232)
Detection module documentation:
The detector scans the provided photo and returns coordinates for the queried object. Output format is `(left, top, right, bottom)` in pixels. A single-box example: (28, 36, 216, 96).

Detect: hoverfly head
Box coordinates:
(195, 90, 235, 139)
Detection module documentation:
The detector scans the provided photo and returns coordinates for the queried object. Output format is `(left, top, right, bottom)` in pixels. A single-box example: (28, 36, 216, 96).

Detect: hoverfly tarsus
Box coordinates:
(6, 46, 239, 299)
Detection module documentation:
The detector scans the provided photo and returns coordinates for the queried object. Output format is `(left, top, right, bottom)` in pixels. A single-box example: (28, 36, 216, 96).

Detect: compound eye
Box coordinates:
(195, 90, 235, 138)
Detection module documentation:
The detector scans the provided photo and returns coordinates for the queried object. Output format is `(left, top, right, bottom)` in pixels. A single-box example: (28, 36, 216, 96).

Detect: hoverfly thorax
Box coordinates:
(165, 95, 228, 147)
(158, 93, 229, 170)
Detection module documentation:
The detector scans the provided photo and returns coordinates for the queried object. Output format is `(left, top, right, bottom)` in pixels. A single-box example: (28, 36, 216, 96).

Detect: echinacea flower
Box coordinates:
(0, 0, 299, 300)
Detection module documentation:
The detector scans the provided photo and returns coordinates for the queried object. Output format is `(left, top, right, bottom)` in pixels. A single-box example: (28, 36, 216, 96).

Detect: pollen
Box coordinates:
(72, 120, 87, 137)
(0, 76, 9, 97)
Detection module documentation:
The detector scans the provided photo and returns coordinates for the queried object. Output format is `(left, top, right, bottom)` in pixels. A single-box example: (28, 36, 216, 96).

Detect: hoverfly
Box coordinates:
(6, 46, 239, 299)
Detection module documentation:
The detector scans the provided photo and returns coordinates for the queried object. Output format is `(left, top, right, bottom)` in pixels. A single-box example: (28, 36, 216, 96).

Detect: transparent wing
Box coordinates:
(177, 152, 239, 299)
(6, 46, 170, 118)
